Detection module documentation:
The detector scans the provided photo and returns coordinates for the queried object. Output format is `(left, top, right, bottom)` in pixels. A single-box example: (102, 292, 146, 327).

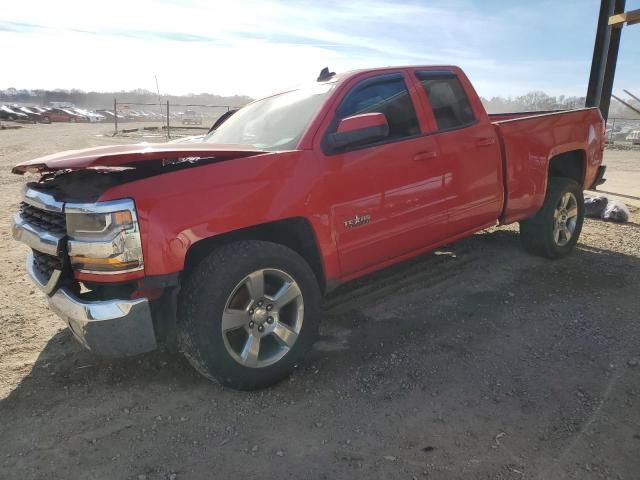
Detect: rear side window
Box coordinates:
(416, 72, 475, 131)
(337, 75, 420, 142)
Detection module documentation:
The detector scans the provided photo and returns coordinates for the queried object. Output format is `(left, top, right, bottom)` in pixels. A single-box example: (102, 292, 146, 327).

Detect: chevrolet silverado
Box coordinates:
(12, 66, 606, 389)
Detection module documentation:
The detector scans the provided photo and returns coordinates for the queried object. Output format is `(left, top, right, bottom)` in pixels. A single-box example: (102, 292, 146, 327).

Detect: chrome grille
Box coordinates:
(32, 250, 63, 279)
(19, 202, 67, 235)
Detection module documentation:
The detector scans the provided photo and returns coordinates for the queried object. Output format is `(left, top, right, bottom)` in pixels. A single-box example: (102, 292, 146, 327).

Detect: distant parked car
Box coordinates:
(96, 109, 124, 120)
(182, 109, 203, 125)
(0, 105, 29, 121)
(63, 108, 88, 122)
(44, 108, 85, 122)
(169, 109, 238, 143)
(72, 108, 105, 122)
(626, 130, 640, 145)
(15, 106, 50, 123)
(120, 110, 141, 121)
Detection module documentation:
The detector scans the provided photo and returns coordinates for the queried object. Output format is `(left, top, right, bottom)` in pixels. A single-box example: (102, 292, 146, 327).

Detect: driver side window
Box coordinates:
(337, 75, 420, 143)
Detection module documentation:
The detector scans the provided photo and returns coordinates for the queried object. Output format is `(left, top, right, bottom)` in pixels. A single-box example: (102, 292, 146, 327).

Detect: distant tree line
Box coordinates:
(480, 91, 585, 113)
(480, 90, 640, 119)
(1, 87, 638, 119)
(0, 88, 253, 110)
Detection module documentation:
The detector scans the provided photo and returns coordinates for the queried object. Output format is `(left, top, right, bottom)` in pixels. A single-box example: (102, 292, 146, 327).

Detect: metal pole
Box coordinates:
(586, 0, 626, 121)
(623, 89, 640, 103)
(166, 100, 170, 139)
(587, 0, 613, 108)
(114, 98, 118, 135)
(612, 94, 640, 115)
(599, 0, 626, 122)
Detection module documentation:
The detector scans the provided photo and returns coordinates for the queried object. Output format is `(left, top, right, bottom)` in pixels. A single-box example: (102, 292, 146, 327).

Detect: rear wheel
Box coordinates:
(178, 240, 321, 390)
(519, 178, 584, 259)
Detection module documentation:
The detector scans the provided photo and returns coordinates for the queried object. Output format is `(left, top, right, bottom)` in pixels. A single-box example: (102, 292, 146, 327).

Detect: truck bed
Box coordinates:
(490, 108, 604, 224)
(487, 110, 565, 123)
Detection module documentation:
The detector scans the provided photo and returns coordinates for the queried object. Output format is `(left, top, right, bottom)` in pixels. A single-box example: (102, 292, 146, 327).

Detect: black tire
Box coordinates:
(519, 177, 584, 259)
(177, 240, 321, 390)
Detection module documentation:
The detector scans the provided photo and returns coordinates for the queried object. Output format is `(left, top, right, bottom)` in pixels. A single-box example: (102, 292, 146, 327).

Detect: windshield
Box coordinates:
(205, 83, 335, 150)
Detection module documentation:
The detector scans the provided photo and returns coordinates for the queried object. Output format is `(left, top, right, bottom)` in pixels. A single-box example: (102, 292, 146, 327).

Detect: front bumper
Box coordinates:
(21, 248, 157, 357)
(48, 286, 157, 356)
(13, 189, 157, 357)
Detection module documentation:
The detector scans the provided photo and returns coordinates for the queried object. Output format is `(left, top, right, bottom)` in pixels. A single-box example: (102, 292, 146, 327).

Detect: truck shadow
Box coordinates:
(1, 227, 639, 409)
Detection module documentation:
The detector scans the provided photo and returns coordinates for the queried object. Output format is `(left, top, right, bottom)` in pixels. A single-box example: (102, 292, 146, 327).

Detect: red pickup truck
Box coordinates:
(12, 66, 606, 389)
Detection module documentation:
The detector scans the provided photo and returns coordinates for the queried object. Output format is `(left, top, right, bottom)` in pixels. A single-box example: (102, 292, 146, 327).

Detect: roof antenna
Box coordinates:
(154, 74, 167, 135)
(317, 67, 336, 82)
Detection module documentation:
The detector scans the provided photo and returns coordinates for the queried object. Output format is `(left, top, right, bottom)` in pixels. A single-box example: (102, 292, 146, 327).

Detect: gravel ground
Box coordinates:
(0, 123, 639, 480)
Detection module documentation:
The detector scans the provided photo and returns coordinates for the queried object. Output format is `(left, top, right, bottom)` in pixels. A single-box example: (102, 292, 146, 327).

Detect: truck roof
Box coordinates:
(322, 65, 463, 84)
(257, 65, 464, 103)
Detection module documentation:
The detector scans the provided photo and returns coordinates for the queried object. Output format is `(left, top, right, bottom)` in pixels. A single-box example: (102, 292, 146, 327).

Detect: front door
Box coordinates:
(320, 72, 448, 277)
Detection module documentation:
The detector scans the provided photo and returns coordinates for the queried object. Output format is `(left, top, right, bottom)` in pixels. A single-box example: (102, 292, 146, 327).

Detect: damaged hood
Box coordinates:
(12, 143, 268, 174)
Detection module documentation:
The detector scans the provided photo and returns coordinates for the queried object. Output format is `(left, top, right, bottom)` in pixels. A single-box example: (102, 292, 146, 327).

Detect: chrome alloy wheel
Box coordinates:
(221, 269, 304, 368)
(553, 192, 578, 247)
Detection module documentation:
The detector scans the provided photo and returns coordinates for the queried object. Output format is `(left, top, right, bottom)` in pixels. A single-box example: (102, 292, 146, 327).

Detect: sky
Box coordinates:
(1, 0, 639, 100)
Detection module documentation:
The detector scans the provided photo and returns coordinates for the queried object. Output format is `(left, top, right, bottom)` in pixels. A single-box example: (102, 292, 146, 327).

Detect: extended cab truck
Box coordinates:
(11, 66, 606, 390)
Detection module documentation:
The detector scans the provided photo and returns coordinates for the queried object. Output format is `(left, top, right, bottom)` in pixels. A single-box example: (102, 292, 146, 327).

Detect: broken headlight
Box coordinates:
(65, 199, 143, 274)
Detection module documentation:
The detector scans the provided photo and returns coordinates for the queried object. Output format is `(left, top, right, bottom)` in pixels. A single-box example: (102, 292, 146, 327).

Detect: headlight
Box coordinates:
(66, 199, 143, 274)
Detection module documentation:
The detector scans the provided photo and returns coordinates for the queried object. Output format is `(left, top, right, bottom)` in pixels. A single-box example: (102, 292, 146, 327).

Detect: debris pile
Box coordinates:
(585, 196, 630, 223)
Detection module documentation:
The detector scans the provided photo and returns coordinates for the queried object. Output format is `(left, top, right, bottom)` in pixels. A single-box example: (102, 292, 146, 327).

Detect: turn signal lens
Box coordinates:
(112, 210, 133, 226)
(69, 256, 140, 272)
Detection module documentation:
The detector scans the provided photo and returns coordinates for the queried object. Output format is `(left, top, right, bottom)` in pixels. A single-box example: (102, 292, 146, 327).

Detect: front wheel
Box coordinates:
(178, 240, 321, 390)
(519, 177, 584, 259)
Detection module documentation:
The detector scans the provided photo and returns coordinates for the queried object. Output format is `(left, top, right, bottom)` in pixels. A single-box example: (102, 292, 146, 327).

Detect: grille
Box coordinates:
(32, 250, 63, 279)
(20, 199, 68, 282)
(19, 202, 66, 235)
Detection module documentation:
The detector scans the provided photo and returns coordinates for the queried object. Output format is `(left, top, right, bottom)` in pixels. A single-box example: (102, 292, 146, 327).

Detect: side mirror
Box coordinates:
(327, 112, 389, 151)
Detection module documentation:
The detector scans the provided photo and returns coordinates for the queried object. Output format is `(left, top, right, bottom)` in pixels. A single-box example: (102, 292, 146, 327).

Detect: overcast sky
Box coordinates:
(2, 0, 640, 99)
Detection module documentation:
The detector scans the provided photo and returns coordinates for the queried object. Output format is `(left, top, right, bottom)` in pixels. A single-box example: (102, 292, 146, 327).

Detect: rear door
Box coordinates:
(411, 69, 503, 236)
(318, 72, 448, 277)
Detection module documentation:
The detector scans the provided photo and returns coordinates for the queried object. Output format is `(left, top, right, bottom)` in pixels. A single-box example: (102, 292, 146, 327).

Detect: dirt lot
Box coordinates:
(1, 123, 639, 480)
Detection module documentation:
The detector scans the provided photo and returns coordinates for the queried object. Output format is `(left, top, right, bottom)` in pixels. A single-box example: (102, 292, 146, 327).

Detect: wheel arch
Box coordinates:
(547, 149, 586, 187)
(183, 217, 327, 293)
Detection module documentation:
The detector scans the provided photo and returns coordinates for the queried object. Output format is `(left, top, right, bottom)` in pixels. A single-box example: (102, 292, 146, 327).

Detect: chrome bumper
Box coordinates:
(13, 214, 157, 357)
(27, 254, 157, 357)
(48, 287, 157, 356)
(26, 252, 62, 295)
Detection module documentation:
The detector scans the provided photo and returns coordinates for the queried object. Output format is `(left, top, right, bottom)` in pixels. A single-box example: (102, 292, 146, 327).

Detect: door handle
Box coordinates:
(476, 137, 496, 147)
(413, 151, 438, 161)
